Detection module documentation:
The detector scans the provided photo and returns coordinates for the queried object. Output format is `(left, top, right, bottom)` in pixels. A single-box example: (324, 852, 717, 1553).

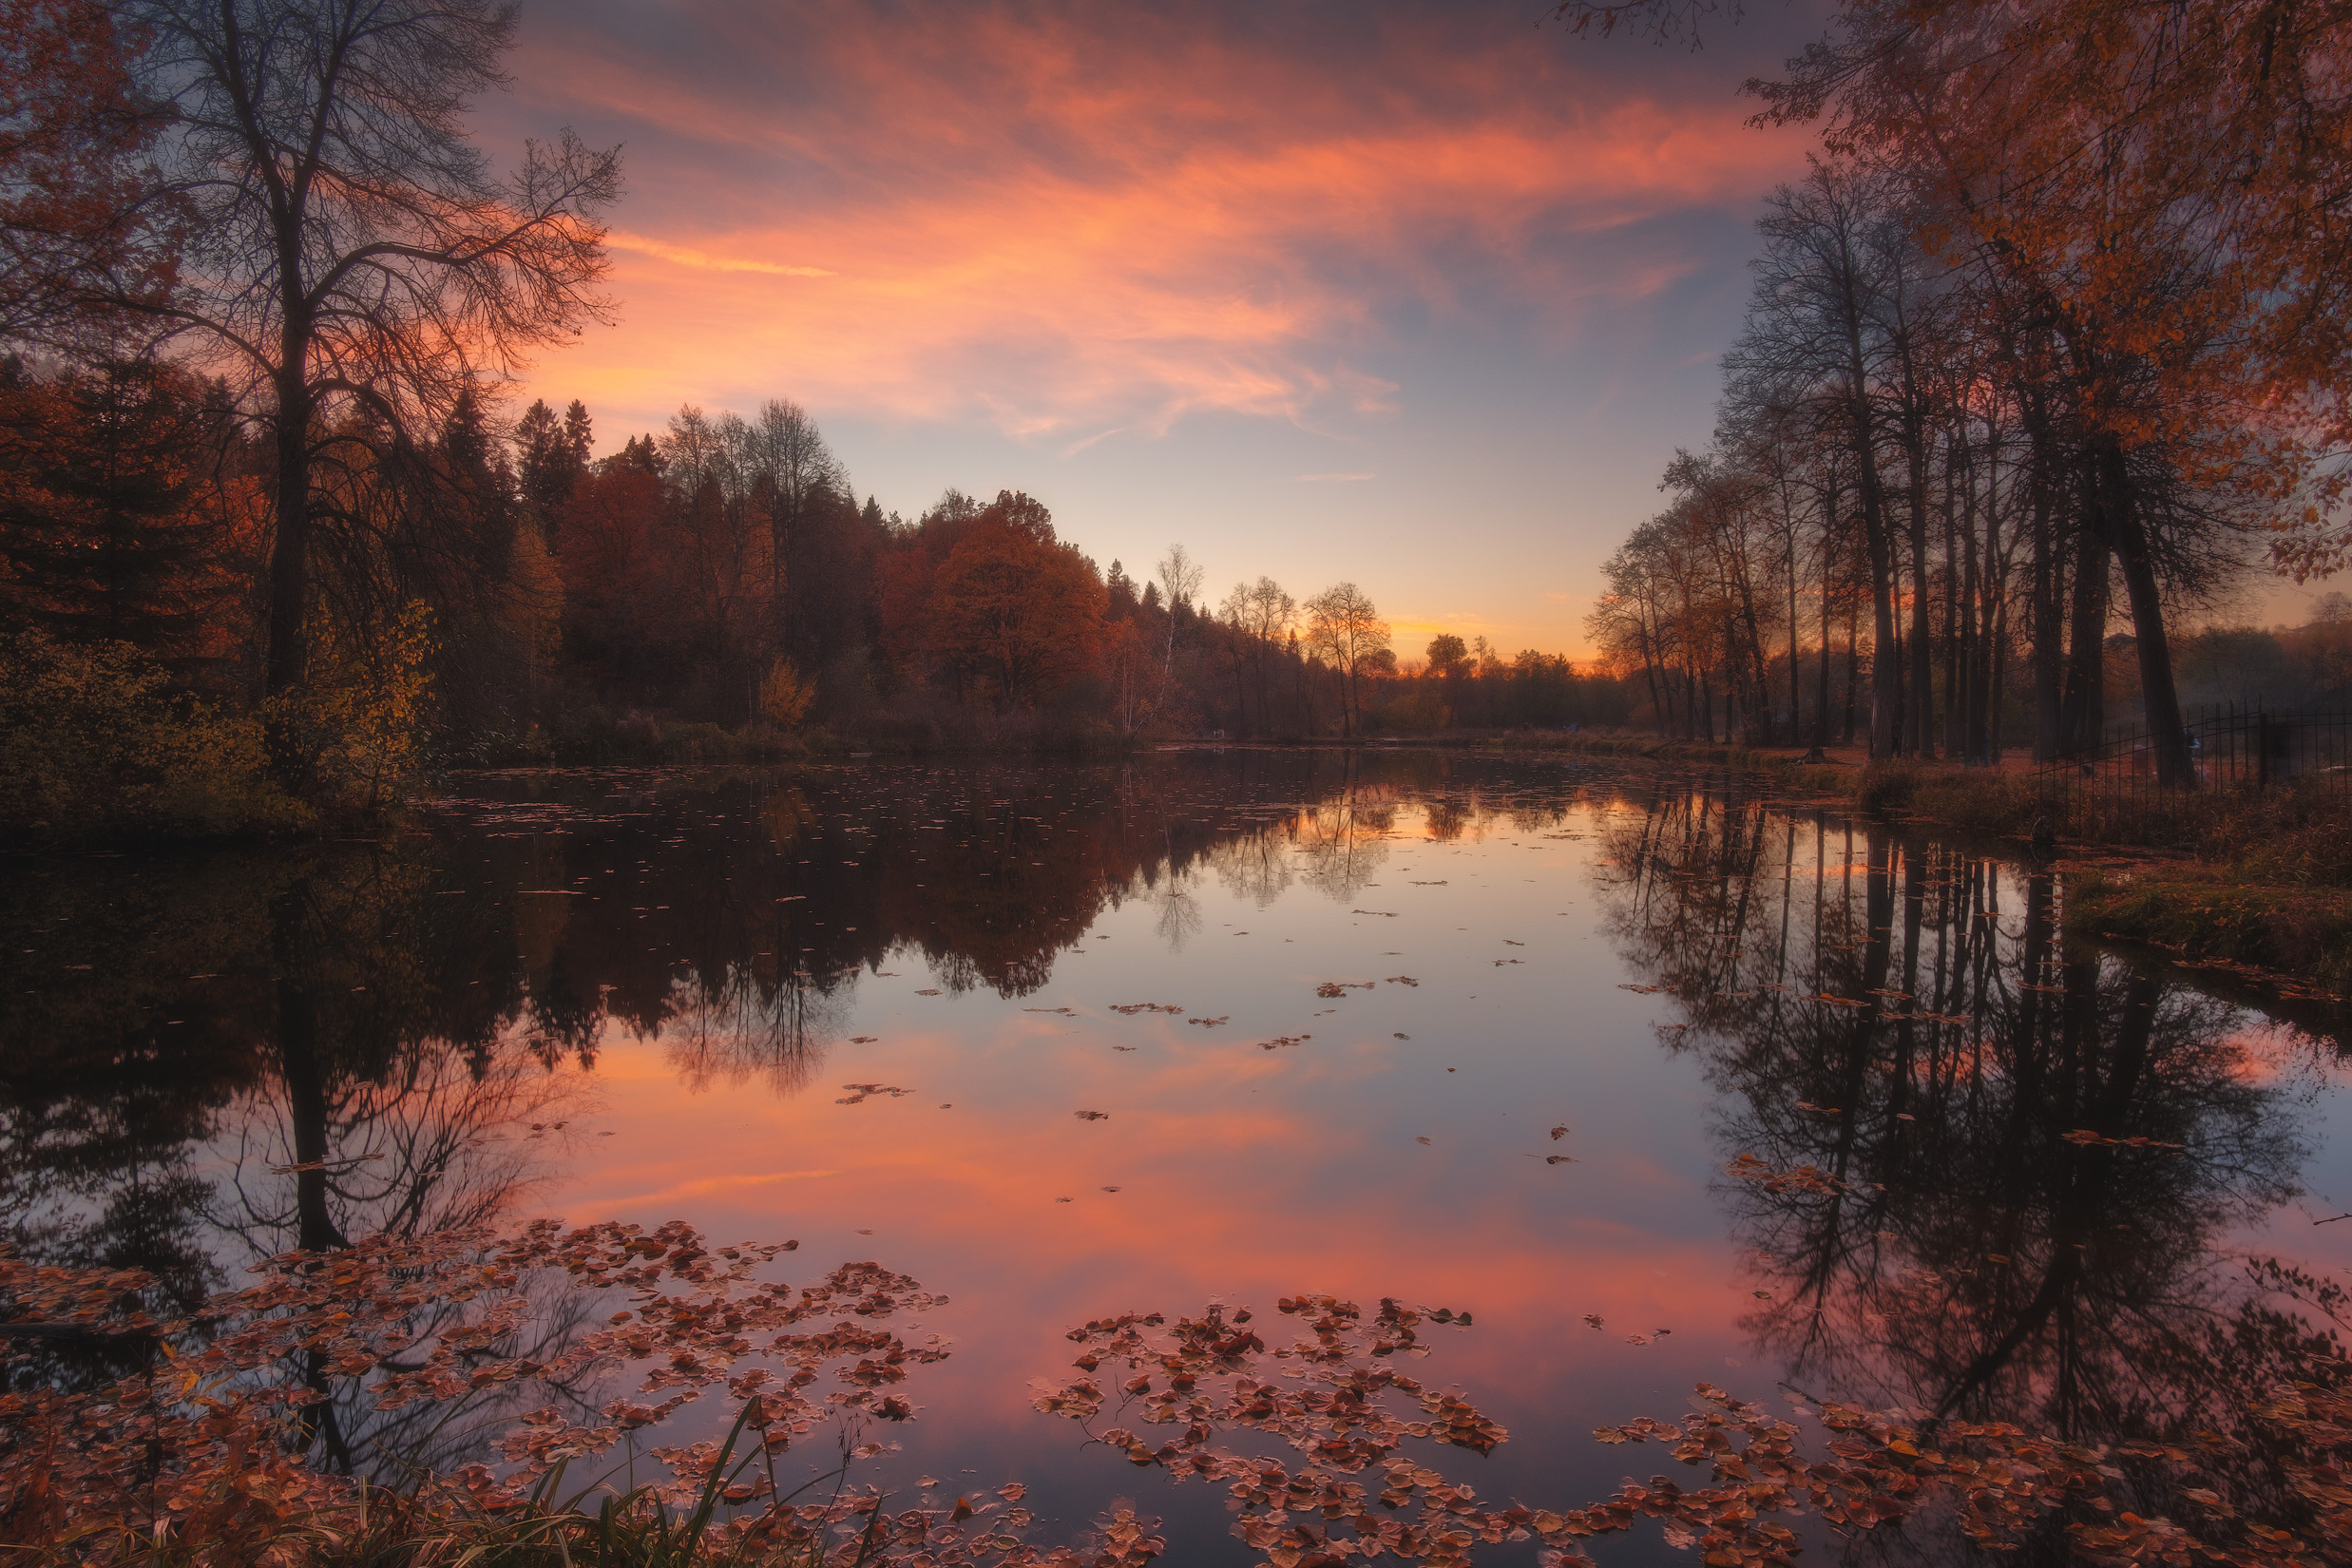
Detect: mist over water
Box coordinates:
(9, 750, 2350, 1559)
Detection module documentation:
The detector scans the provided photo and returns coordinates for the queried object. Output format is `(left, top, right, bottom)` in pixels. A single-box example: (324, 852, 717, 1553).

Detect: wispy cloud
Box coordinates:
(607, 231, 836, 277)
(516, 1, 1807, 439)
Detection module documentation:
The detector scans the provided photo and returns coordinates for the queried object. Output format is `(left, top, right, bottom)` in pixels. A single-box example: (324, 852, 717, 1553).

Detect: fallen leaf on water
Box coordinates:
(1550, 1125, 1569, 1140)
(1545, 1155, 1574, 1164)
(1074, 1110, 1109, 1121)
(1112, 1044, 1137, 1052)
(856, 1229, 873, 1235)
(1384, 975, 1420, 986)
(1101, 1186, 1120, 1193)
(1583, 1314, 1604, 1329)
(1055, 1197, 1071, 1203)
(918, 1477, 940, 1489)
(1393, 1032, 1409, 1040)
(1752, 1290, 1771, 1299)
(1415, 1137, 1432, 1146)
(1256, 1034, 1310, 1050)
(1626, 1334, 1650, 1347)
(1617, 983, 1667, 994)
(915, 989, 942, 996)
(1502, 940, 1524, 947)
(1109, 1002, 1184, 1015)
(849, 1036, 878, 1043)
(1187, 1016, 1229, 1026)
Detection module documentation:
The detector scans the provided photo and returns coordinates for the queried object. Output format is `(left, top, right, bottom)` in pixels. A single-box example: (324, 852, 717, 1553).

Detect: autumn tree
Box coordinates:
(0, 356, 259, 675)
(927, 491, 1105, 709)
(0, 0, 175, 337)
(115, 0, 621, 767)
(1556, 0, 2340, 782)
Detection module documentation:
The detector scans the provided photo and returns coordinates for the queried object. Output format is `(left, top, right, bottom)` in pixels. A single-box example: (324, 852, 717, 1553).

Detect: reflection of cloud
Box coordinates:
(605, 1168, 843, 1207)
(515, 1, 1810, 437)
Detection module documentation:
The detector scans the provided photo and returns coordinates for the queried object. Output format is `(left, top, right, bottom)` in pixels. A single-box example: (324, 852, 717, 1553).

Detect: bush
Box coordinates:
(262, 602, 437, 818)
(0, 633, 307, 842)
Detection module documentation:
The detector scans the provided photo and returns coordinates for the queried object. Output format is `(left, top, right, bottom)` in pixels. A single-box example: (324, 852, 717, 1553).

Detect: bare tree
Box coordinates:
(1153, 543, 1203, 717)
(1221, 576, 1296, 737)
(119, 0, 621, 735)
(1304, 582, 1390, 738)
(731, 398, 844, 658)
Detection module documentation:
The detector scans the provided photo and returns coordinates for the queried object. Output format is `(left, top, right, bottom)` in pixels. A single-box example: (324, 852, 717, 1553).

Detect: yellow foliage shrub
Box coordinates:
(0, 634, 305, 841)
(760, 658, 816, 728)
(263, 602, 437, 816)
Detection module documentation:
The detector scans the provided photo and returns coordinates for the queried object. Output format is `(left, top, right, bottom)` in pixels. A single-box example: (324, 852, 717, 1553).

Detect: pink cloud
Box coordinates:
(510, 1, 1809, 441)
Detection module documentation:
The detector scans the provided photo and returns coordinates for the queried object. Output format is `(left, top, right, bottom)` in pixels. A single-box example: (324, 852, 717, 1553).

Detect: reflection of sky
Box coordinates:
(478, 0, 1840, 656)
(77, 763, 2343, 1554)
(512, 783, 2352, 1550)
(538, 795, 1756, 1544)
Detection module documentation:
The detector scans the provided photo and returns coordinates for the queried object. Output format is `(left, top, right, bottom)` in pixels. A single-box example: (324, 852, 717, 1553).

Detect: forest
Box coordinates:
(1573, 0, 2352, 774)
(0, 354, 1634, 787)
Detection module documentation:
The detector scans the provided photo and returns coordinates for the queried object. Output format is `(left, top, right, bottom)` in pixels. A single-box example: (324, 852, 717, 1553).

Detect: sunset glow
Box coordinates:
(492, 0, 1821, 655)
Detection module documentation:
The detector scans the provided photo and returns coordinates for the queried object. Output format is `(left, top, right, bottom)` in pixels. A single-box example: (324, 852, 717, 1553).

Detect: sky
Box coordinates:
(486, 0, 1843, 658)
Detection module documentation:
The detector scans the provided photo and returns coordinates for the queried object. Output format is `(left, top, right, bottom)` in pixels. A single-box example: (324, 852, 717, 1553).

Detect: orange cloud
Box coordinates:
(513, 2, 1809, 443)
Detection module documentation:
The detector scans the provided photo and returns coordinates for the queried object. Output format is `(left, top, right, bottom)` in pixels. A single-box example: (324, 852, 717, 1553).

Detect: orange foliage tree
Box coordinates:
(0, 0, 173, 336)
(925, 492, 1106, 709)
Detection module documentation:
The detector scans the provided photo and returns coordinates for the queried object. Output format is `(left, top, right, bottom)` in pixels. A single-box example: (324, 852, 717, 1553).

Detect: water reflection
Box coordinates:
(1591, 794, 2347, 1540)
(1, 756, 1405, 1272)
(5, 754, 2347, 1535)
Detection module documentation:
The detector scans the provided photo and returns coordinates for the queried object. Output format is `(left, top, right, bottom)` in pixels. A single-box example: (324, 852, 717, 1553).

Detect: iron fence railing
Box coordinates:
(2032, 703, 2352, 816)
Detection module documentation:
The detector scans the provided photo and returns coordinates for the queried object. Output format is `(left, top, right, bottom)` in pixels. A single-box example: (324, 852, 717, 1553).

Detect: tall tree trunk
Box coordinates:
(2059, 461, 2111, 759)
(264, 365, 313, 779)
(1843, 597, 1861, 746)
(1903, 422, 1936, 757)
(1944, 429, 1969, 758)
(2102, 441, 2192, 785)
(2031, 457, 2063, 762)
(1814, 515, 1834, 753)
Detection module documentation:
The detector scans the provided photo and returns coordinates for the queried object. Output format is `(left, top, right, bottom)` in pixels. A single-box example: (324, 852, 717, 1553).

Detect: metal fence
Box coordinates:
(2032, 703, 2352, 816)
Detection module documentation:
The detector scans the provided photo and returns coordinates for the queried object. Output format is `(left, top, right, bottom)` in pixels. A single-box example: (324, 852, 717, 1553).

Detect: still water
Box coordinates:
(8, 749, 2351, 1558)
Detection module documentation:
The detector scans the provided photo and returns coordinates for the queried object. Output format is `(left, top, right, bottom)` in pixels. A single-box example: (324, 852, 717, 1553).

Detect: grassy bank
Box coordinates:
(1445, 728, 2352, 1002)
(1797, 749, 2352, 1003)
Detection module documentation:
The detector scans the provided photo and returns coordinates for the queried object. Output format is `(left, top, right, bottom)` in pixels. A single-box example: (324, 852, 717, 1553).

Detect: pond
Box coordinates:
(8, 748, 2352, 1561)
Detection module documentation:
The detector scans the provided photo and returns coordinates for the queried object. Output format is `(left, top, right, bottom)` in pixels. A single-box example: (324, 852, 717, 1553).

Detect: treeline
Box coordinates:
(1569, 0, 2352, 776)
(0, 357, 1629, 769)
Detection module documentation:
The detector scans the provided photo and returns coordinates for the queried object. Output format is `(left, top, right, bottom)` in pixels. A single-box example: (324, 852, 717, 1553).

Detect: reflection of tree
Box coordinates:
(661, 960, 845, 1096)
(1153, 866, 1203, 952)
(1593, 794, 2347, 1549)
(1211, 827, 1293, 906)
(1294, 775, 1396, 902)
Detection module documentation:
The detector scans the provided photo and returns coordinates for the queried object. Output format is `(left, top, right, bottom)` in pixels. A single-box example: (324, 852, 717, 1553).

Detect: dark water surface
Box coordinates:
(9, 749, 2352, 1560)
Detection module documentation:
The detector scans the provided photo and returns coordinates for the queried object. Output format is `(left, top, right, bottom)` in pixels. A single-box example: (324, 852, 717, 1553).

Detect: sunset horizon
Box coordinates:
(491, 0, 1830, 660)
